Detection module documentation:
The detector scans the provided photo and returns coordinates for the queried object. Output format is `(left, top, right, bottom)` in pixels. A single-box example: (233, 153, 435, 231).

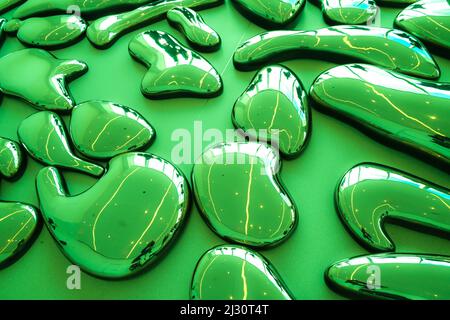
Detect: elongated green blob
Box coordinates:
(0, 137, 24, 180)
(233, 26, 440, 79)
(0, 0, 25, 14)
(0, 18, 5, 48)
(321, 0, 378, 25)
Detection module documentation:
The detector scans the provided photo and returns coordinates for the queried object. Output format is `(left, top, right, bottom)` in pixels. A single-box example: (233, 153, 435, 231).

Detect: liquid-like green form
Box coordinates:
(233, 26, 440, 79)
(336, 163, 450, 252)
(18, 111, 104, 177)
(0, 0, 24, 14)
(320, 0, 378, 25)
(0, 49, 87, 111)
(192, 142, 297, 247)
(232, 65, 310, 158)
(326, 253, 450, 299)
(231, 0, 305, 28)
(167, 6, 221, 52)
(0, 18, 6, 48)
(191, 245, 294, 300)
(309, 64, 450, 167)
(395, 0, 450, 51)
(129, 31, 223, 99)
(4, 16, 87, 49)
(0, 137, 23, 180)
(87, 0, 224, 49)
(36, 152, 191, 278)
(70, 100, 156, 159)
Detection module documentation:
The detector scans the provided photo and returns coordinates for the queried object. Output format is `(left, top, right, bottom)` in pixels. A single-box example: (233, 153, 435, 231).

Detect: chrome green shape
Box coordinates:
(309, 64, 450, 167)
(0, 137, 24, 180)
(0, 49, 87, 112)
(395, 0, 450, 51)
(0, 202, 40, 269)
(70, 100, 156, 159)
(320, 0, 378, 25)
(191, 245, 294, 300)
(18, 111, 104, 177)
(0, 0, 24, 14)
(326, 253, 450, 300)
(4, 15, 87, 49)
(336, 163, 450, 252)
(36, 152, 191, 279)
(192, 142, 297, 247)
(233, 26, 440, 79)
(232, 65, 310, 158)
(87, 0, 224, 49)
(167, 6, 221, 52)
(129, 30, 223, 99)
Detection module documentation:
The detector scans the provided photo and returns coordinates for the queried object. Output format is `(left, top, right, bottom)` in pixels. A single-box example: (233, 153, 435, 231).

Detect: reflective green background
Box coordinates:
(0, 2, 449, 299)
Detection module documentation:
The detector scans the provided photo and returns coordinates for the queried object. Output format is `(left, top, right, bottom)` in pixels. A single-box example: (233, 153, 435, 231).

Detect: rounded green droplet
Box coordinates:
(322, 0, 378, 25)
(0, 137, 24, 180)
(3, 19, 22, 33)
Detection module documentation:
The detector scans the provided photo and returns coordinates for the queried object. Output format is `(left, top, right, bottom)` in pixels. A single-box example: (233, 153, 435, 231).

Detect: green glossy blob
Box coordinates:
(0, 49, 87, 111)
(326, 253, 450, 300)
(0, 18, 5, 48)
(192, 142, 297, 247)
(0, 0, 25, 14)
(233, 26, 440, 79)
(336, 163, 450, 252)
(0, 137, 23, 180)
(167, 6, 221, 52)
(231, 0, 305, 28)
(70, 100, 156, 159)
(0, 202, 40, 268)
(3, 19, 21, 32)
(191, 245, 294, 300)
(87, 0, 224, 49)
(322, 0, 378, 25)
(232, 65, 310, 158)
(129, 30, 223, 99)
(395, 0, 450, 51)
(18, 111, 104, 177)
(36, 152, 190, 279)
(310, 64, 450, 167)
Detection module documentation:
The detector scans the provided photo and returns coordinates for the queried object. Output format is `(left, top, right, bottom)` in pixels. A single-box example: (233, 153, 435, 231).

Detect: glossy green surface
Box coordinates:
(322, 0, 378, 25)
(192, 142, 297, 247)
(395, 0, 450, 51)
(310, 64, 450, 167)
(336, 163, 450, 252)
(232, 65, 310, 158)
(0, 0, 24, 14)
(0, 18, 5, 46)
(0, 48, 87, 111)
(0, 137, 23, 180)
(129, 30, 223, 98)
(376, 0, 418, 5)
(87, 0, 224, 48)
(167, 6, 221, 51)
(36, 152, 190, 278)
(191, 245, 294, 299)
(233, 26, 440, 79)
(70, 100, 155, 159)
(326, 253, 450, 299)
(18, 111, 104, 177)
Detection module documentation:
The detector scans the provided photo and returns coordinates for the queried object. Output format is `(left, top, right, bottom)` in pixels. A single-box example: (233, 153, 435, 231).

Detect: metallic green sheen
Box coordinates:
(326, 253, 450, 299)
(0, 137, 23, 180)
(336, 163, 450, 252)
(232, 65, 310, 158)
(129, 30, 223, 99)
(70, 100, 155, 159)
(36, 152, 190, 279)
(167, 6, 221, 51)
(18, 111, 104, 177)
(192, 142, 297, 247)
(0, 0, 24, 14)
(321, 0, 378, 25)
(0, 18, 6, 48)
(395, 0, 450, 51)
(0, 49, 87, 111)
(191, 245, 294, 300)
(233, 26, 440, 79)
(310, 64, 450, 167)
(86, 0, 224, 49)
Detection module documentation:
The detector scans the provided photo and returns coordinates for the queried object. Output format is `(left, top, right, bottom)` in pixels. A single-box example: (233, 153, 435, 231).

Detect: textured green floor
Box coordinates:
(0, 1, 449, 299)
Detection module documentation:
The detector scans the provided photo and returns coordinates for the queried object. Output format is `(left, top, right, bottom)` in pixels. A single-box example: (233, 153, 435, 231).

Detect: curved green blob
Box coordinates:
(309, 64, 450, 167)
(167, 6, 221, 52)
(191, 245, 294, 300)
(232, 65, 310, 158)
(0, 49, 87, 111)
(0, 137, 24, 180)
(70, 100, 156, 159)
(87, 0, 224, 49)
(395, 0, 450, 51)
(129, 30, 223, 99)
(326, 253, 450, 300)
(233, 26, 440, 79)
(36, 152, 191, 279)
(3, 19, 21, 32)
(0, 0, 25, 14)
(192, 142, 297, 247)
(0, 18, 5, 48)
(18, 111, 104, 177)
(0, 202, 40, 269)
(322, 0, 378, 25)
(336, 163, 450, 252)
